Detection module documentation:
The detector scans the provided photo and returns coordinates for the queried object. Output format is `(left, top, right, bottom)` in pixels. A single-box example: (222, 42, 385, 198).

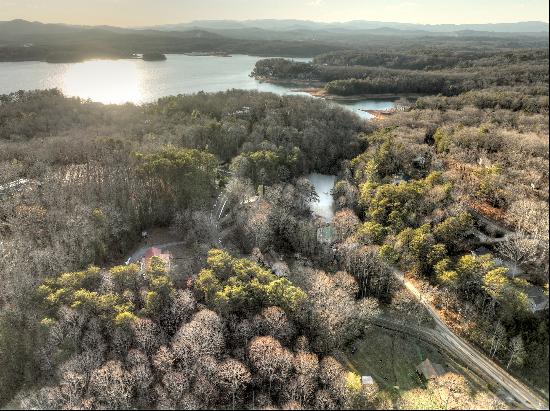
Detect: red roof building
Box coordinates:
(142, 247, 171, 270)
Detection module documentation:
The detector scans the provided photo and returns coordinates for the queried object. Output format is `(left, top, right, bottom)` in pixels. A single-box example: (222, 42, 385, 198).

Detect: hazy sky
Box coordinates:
(1, 0, 548, 26)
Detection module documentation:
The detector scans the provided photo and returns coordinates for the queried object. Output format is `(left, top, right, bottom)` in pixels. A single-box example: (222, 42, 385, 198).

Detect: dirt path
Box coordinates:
(391, 269, 548, 410)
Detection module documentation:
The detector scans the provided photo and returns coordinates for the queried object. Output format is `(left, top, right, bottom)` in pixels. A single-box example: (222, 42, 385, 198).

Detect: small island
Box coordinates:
(142, 52, 167, 61)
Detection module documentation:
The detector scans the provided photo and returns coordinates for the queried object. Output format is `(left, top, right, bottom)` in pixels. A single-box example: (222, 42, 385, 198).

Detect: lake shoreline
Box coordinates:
(0, 52, 310, 64)
(0, 54, 395, 118)
(254, 76, 418, 101)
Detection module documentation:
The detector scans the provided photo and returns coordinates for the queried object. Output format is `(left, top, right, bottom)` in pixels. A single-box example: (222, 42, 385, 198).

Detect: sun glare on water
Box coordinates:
(62, 59, 143, 104)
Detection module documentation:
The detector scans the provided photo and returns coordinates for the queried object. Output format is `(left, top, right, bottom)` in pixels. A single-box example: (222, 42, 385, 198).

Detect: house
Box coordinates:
(361, 376, 375, 385)
(416, 358, 445, 380)
(141, 247, 171, 271)
(231, 106, 251, 117)
(525, 286, 549, 313)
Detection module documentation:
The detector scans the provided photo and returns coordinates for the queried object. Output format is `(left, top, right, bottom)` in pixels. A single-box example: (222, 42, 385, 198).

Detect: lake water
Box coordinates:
(307, 173, 337, 222)
(0, 54, 394, 119)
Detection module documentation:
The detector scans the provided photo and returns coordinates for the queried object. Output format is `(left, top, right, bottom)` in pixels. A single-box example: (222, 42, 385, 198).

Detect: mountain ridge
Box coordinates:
(142, 19, 549, 33)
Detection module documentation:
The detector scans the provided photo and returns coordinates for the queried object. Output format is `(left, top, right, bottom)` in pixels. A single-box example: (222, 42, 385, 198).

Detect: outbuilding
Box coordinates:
(416, 358, 445, 380)
(361, 375, 375, 385)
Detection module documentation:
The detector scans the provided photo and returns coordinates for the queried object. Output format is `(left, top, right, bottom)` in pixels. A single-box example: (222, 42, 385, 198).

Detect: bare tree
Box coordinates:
(162, 371, 191, 402)
(248, 336, 293, 395)
(497, 234, 538, 277)
(152, 346, 175, 375)
(256, 306, 296, 344)
(89, 360, 133, 409)
(314, 389, 337, 410)
(217, 358, 251, 410)
(164, 289, 196, 334)
(319, 356, 346, 405)
(292, 351, 319, 406)
(489, 322, 507, 358)
(332, 208, 360, 243)
(132, 317, 164, 355)
(171, 309, 225, 365)
(507, 335, 526, 369)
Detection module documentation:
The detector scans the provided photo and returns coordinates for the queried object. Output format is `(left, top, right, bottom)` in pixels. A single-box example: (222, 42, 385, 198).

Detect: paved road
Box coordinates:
(392, 269, 548, 410)
(210, 193, 226, 247)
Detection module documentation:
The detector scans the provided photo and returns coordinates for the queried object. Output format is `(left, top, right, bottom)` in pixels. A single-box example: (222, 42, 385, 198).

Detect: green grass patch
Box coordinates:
(342, 328, 447, 393)
(343, 327, 501, 405)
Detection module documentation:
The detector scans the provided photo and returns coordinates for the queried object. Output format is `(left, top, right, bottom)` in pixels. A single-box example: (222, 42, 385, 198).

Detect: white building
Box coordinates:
(361, 375, 375, 385)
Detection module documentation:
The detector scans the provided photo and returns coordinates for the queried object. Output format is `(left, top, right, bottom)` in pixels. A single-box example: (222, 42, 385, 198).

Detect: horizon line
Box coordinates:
(3, 17, 549, 29)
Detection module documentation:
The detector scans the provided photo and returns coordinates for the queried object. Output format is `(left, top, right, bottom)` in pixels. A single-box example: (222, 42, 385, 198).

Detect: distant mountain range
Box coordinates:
(144, 19, 549, 34)
(0, 19, 548, 63)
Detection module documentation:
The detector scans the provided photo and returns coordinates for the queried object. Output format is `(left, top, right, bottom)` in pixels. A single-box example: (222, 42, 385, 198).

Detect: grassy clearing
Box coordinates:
(342, 328, 436, 393)
(342, 327, 497, 400)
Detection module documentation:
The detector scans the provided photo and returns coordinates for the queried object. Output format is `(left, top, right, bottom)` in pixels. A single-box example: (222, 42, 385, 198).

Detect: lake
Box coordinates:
(307, 173, 337, 222)
(0, 54, 394, 119)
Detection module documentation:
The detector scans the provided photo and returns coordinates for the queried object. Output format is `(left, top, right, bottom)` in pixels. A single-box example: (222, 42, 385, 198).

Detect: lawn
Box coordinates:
(342, 326, 500, 405)
(342, 328, 442, 392)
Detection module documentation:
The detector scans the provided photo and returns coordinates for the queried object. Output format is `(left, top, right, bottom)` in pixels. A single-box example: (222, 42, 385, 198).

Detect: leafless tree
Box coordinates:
(162, 370, 191, 402)
(507, 335, 526, 369)
(132, 317, 164, 355)
(89, 360, 133, 409)
(256, 306, 296, 344)
(152, 345, 175, 375)
(490, 322, 507, 358)
(171, 309, 225, 366)
(248, 336, 293, 395)
(217, 358, 252, 410)
(292, 351, 319, 405)
(332, 208, 360, 243)
(314, 389, 337, 410)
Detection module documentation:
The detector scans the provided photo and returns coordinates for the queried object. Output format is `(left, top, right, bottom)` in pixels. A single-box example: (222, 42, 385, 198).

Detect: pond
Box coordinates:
(0, 54, 394, 119)
(306, 173, 337, 222)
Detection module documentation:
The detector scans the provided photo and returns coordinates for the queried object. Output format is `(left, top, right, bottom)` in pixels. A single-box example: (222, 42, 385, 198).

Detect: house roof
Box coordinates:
(525, 286, 549, 307)
(416, 358, 445, 380)
(143, 247, 170, 269)
(144, 247, 162, 260)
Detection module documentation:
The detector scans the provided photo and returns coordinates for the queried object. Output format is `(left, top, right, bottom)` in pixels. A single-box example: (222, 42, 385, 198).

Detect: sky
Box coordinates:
(0, 0, 548, 27)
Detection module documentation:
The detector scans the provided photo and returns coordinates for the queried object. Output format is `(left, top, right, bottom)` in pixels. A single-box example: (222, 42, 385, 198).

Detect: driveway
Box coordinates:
(391, 269, 548, 410)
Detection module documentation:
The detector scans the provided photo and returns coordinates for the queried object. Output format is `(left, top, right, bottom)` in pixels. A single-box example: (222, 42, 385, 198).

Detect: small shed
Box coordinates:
(361, 375, 375, 385)
(416, 358, 445, 380)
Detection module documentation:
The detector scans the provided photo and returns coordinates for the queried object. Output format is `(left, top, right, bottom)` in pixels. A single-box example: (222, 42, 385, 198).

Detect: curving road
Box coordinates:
(391, 269, 548, 410)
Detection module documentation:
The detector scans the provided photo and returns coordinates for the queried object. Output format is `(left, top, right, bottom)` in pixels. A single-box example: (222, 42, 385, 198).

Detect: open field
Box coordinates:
(342, 328, 500, 401)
